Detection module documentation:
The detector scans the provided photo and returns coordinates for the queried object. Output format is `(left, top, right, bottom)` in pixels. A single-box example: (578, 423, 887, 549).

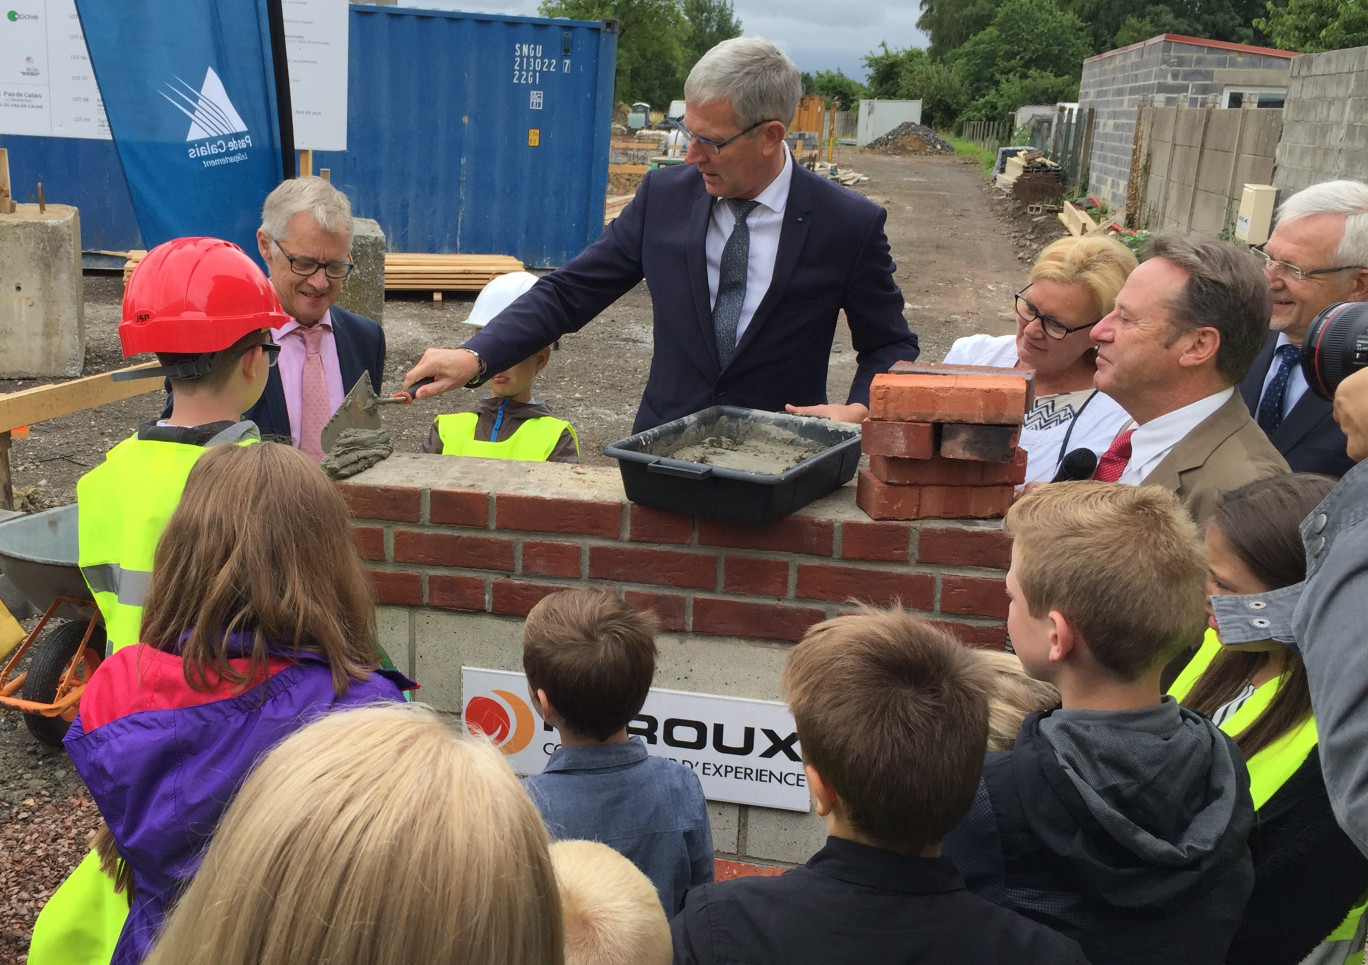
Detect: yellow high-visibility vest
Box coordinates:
(436, 411, 578, 462)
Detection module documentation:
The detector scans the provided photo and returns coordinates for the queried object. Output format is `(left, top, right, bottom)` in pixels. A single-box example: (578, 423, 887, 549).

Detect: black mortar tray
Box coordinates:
(604, 406, 862, 526)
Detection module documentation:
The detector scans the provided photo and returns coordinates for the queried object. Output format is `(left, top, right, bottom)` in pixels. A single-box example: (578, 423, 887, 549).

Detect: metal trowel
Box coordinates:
(319, 372, 434, 454)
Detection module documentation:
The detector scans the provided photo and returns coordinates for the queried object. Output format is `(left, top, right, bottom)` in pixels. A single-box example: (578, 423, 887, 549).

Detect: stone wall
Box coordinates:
(1275, 45, 1368, 194)
(340, 453, 1012, 867)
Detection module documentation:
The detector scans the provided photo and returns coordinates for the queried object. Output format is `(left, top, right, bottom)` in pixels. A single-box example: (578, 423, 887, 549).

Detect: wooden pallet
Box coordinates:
(124, 250, 525, 293)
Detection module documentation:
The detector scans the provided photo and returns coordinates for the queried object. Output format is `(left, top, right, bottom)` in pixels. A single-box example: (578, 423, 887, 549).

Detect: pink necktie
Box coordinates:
(1092, 428, 1135, 483)
(298, 324, 329, 461)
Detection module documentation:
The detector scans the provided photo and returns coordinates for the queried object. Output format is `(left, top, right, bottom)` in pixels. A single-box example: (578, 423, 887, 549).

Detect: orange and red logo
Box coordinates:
(463, 689, 535, 754)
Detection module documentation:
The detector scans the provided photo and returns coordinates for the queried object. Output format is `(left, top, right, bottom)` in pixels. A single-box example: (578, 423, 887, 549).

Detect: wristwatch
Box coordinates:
(459, 347, 487, 388)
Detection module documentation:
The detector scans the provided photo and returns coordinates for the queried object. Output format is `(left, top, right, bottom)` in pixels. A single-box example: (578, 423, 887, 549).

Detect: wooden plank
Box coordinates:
(0, 362, 161, 432)
(0, 431, 9, 511)
(299, 149, 313, 178)
(0, 148, 14, 214)
(1060, 200, 1099, 237)
(608, 163, 650, 175)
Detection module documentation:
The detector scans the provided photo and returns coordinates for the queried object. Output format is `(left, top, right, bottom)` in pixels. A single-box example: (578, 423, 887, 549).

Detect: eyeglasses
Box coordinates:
(668, 118, 770, 155)
(1014, 288, 1099, 340)
(1251, 243, 1365, 283)
(232, 340, 280, 368)
(273, 239, 355, 279)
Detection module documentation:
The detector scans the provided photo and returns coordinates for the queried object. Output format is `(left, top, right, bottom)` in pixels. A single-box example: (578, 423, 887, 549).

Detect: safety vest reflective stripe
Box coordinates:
(78, 563, 152, 606)
(436, 411, 578, 461)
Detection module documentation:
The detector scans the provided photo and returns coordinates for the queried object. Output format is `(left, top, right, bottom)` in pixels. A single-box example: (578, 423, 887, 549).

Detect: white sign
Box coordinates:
(0, 0, 347, 149)
(462, 667, 810, 812)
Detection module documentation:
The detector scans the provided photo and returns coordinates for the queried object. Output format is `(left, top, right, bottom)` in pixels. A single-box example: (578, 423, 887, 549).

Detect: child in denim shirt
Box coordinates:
(521, 589, 713, 915)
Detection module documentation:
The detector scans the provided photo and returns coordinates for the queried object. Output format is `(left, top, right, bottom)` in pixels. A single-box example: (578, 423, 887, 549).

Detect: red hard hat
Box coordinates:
(120, 237, 292, 357)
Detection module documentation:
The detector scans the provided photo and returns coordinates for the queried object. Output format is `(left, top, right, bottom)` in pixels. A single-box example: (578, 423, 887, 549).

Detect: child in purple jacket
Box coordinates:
(64, 442, 413, 965)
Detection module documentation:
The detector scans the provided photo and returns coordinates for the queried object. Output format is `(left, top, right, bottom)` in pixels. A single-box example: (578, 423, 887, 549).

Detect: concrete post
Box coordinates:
(0, 204, 83, 377)
(338, 216, 385, 323)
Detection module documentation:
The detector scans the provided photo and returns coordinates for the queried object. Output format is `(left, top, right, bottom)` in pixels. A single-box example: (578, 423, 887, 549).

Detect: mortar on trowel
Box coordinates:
(318, 372, 433, 479)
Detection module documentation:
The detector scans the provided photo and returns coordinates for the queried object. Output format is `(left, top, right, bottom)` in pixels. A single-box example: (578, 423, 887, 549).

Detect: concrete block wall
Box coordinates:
(1276, 45, 1368, 194)
(340, 453, 1013, 867)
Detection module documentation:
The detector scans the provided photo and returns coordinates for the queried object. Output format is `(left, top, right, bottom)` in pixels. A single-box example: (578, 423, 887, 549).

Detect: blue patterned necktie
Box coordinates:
(1257, 344, 1300, 435)
(714, 198, 761, 365)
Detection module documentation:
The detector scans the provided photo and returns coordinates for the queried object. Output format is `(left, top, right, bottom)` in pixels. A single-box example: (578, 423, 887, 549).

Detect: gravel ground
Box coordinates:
(0, 148, 1064, 961)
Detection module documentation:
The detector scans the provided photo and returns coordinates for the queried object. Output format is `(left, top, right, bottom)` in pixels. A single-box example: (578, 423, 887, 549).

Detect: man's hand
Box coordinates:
(784, 402, 869, 424)
(1333, 367, 1368, 462)
(404, 348, 481, 400)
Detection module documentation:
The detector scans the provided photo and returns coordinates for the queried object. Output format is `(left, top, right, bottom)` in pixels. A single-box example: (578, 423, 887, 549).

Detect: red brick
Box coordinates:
(840, 520, 912, 562)
(938, 424, 1021, 462)
(917, 526, 1012, 569)
(428, 574, 487, 611)
(857, 471, 1012, 521)
(350, 526, 386, 562)
(430, 488, 489, 527)
(698, 516, 835, 556)
(723, 556, 790, 596)
(795, 562, 934, 608)
(588, 545, 717, 589)
(869, 449, 1027, 487)
(491, 580, 574, 616)
(931, 620, 1009, 650)
(628, 504, 694, 544)
(496, 493, 620, 537)
(888, 360, 1036, 407)
(623, 590, 687, 631)
(940, 574, 1009, 618)
(715, 859, 788, 880)
(368, 570, 422, 606)
(393, 531, 515, 571)
(692, 598, 825, 642)
(868, 373, 1029, 425)
(340, 483, 422, 523)
(521, 540, 582, 578)
(860, 419, 936, 459)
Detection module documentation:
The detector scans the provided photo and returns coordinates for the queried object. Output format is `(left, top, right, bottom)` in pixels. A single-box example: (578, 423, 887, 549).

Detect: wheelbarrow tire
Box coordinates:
(22, 621, 104, 747)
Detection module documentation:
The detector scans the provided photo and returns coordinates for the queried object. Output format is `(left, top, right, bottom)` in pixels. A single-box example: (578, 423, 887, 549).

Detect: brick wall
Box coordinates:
(341, 453, 1012, 866)
(1276, 46, 1368, 194)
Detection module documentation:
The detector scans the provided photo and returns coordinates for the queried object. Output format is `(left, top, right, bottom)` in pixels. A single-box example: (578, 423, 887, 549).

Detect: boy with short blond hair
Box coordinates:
(942, 482, 1256, 965)
(550, 840, 671, 965)
(521, 589, 712, 916)
(671, 608, 1089, 965)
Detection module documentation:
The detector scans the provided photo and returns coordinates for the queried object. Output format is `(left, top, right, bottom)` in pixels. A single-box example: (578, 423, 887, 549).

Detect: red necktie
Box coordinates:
(298, 324, 329, 461)
(1092, 428, 1135, 483)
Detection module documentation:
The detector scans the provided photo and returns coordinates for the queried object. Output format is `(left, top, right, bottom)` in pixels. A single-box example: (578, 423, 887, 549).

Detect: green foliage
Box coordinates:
(862, 44, 968, 129)
(809, 69, 866, 111)
(950, 0, 1092, 104)
(681, 0, 741, 65)
(917, 0, 1004, 59)
(1256, 0, 1368, 51)
(540, 0, 690, 107)
(944, 134, 1000, 175)
(1056, 0, 1268, 50)
(961, 69, 1080, 124)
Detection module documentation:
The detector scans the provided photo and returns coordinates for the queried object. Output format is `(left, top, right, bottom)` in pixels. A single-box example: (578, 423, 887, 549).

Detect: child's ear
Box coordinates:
(531, 687, 554, 721)
(533, 347, 552, 373)
(1047, 610, 1076, 663)
(805, 764, 838, 817)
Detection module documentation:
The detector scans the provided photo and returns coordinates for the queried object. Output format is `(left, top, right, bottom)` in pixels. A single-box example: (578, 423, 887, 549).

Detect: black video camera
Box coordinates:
(1302, 302, 1368, 400)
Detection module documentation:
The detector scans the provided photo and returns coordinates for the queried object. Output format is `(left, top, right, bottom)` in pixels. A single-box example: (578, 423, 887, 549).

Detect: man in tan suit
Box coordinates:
(1091, 235, 1288, 524)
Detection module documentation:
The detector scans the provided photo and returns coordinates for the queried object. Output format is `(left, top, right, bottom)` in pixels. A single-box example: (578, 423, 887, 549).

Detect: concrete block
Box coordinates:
(377, 605, 413, 676)
(710, 801, 741, 854)
(1172, 146, 1200, 186)
(1215, 67, 1292, 88)
(1175, 110, 1209, 147)
(654, 631, 791, 701)
(414, 610, 525, 712)
(0, 204, 83, 377)
(337, 216, 385, 324)
(1196, 151, 1236, 195)
(1190, 190, 1234, 239)
(743, 804, 826, 865)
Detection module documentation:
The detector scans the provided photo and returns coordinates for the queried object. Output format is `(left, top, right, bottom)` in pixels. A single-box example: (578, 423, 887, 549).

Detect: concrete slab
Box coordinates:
(744, 804, 826, 864)
(0, 204, 83, 377)
(1196, 150, 1237, 195)
(1175, 110, 1208, 148)
(338, 217, 385, 324)
(377, 605, 413, 676)
(1191, 189, 1234, 238)
(710, 802, 741, 854)
(654, 631, 791, 701)
(414, 610, 525, 712)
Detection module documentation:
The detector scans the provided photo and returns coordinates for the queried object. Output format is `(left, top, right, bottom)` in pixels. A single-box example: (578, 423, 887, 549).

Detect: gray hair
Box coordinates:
(260, 176, 353, 243)
(1277, 180, 1368, 267)
(1144, 233, 1271, 385)
(684, 37, 801, 132)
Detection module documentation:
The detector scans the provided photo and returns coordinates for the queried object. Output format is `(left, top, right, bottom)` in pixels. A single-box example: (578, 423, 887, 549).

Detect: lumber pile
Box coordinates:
(124, 250, 525, 293)
(1059, 199, 1099, 237)
(604, 194, 634, 225)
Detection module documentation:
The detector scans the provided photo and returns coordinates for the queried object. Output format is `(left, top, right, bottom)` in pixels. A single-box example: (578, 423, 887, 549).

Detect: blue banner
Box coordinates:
(72, 0, 286, 255)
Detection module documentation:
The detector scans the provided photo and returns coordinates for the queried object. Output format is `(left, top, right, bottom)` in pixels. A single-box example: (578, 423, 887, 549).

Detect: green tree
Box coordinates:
(861, 45, 968, 129)
(961, 69, 1079, 123)
(539, 0, 689, 107)
(681, 0, 741, 65)
(1257, 0, 1368, 50)
(809, 69, 865, 110)
(916, 0, 1004, 59)
(950, 0, 1091, 104)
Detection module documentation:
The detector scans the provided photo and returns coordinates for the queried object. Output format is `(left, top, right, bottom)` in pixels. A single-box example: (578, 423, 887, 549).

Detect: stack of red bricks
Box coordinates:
(857, 361, 1035, 520)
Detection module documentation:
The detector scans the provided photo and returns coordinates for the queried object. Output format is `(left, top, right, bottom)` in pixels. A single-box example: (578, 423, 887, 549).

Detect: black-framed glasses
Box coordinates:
(273, 239, 355, 279)
(1251, 243, 1365, 282)
(1014, 287, 1099, 340)
(668, 118, 770, 155)
(232, 340, 280, 368)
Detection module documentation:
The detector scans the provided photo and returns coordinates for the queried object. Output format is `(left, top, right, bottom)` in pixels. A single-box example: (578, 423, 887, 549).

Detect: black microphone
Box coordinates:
(1052, 448, 1099, 482)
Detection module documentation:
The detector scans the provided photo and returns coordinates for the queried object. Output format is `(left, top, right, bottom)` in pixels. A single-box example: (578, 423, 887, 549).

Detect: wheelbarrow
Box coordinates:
(0, 505, 105, 746)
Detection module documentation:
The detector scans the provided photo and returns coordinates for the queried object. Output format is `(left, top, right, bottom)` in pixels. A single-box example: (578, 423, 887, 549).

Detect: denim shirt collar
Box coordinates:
(541, 735, 650, 773)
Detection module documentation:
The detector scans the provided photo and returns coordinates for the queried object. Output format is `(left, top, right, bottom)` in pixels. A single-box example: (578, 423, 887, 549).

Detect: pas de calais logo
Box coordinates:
(161, 67, 253, 165)
(464, 689, 536, 755)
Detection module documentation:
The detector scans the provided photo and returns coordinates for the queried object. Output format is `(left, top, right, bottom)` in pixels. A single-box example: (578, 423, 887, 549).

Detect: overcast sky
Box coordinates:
(413, 0, 929, 82)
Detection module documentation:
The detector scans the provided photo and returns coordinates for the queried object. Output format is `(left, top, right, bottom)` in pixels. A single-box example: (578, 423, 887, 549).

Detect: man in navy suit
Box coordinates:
(406, 37, 918, 431)
(249, 177, 385, 456)
(1239, 180, 1368, 478)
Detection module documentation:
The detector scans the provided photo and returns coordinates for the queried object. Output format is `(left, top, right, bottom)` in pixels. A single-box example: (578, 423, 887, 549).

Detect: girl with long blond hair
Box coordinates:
(64, 443, 412, 965)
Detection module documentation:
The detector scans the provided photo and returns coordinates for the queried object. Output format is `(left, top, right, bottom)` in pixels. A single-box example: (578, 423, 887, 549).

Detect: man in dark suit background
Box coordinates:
(406, 37, 919, 430)
(1239, 180, 1368, 478)
(250, 177, 384, 457)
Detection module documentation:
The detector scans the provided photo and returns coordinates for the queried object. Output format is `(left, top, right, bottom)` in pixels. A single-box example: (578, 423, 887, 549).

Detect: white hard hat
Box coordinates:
(465, 271, 539, 328)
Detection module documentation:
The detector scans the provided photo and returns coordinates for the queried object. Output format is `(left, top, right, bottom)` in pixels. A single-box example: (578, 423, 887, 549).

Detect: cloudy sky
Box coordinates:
(416, 0, 928, 81)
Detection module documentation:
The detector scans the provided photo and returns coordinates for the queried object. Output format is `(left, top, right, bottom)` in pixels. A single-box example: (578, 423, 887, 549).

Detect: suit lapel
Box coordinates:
(734, 163, 811, 361)
(686, 184, 719, 365)
(1143, 393, 1245, 490)
(1273, 391, 1332, 450)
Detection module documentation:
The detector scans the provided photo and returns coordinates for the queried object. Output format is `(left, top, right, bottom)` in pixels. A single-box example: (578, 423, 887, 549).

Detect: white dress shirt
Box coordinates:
(705, 145, 792, 343)
(1257, 332, 1309, 420)
(1119, 387, 1234, 485)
